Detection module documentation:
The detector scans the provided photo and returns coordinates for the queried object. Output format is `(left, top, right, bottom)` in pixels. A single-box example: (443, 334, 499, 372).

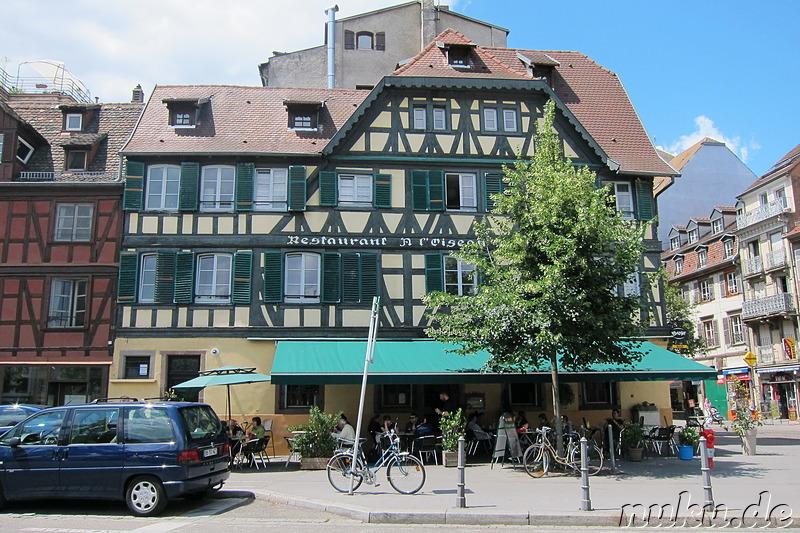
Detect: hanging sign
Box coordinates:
(783, 338, 796, 359)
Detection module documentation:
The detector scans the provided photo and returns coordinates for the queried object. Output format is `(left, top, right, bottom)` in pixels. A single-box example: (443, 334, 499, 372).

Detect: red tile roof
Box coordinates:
(739, 144, 800, 196)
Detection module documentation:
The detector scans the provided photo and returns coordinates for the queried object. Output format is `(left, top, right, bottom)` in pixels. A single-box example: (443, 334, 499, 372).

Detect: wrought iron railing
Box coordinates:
(741, 255, 763, 277)
(18, 171, 115, 181)
(765, 248, 787, 270)
(758, 344, 775, 364)
(0, 65, 92, 104)
(736, 199, 789, 229)
(742, 292, 794, 319)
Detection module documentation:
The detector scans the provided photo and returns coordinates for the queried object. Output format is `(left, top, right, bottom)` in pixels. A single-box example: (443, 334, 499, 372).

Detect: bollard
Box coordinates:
(699, 436, 714, 510)
(580, 437, 592, 511)
(607, 423, 617, 473)
(457, 436, 466, 508)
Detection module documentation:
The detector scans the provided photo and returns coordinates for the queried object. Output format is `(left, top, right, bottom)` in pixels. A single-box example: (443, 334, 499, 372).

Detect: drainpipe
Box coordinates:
(325, 5, 339, 89)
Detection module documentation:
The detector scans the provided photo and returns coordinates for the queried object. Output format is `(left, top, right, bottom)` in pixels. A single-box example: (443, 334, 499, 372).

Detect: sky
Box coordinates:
(3, 0, 797, 176)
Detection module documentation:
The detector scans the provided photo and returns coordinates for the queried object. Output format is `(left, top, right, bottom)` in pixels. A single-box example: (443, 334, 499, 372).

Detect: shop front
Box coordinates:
(0, 363, 109, 406)
(722, 368, 752, 419)
(756, 365, 800, 420)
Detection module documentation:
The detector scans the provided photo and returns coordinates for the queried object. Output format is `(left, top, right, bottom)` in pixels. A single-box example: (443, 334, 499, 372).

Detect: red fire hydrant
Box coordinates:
(700, 428, 715, 469)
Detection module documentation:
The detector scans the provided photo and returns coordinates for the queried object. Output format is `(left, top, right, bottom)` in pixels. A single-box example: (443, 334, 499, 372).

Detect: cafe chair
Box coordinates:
(645, 426, 677, 456)
(414, 435, 439, 465)
(284, 436, 300, 468)
(255, 436, 271, 466)
(262, 419, 276, 457)
(237, 439, 262, 469)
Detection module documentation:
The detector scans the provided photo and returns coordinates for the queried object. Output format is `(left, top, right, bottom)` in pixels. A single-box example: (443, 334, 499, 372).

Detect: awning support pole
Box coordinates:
(349, 296, 380, 495)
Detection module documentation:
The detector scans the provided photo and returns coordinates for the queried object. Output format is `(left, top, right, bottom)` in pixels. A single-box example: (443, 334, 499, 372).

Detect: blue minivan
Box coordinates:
(0, 401, 230, 516)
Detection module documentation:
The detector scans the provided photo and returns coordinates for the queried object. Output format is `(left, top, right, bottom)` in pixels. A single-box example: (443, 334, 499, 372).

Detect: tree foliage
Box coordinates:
(662, 272, 704, 357)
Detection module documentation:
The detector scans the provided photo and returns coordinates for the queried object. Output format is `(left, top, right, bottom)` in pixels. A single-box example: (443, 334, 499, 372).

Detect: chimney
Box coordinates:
(131, 84, 144, 103)
(325, 5, 339, 89)
(421, 0, 436, 49)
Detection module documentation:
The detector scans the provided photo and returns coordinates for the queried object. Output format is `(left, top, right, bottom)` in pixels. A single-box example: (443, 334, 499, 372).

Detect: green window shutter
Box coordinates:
(123, 161, 145, 210)
(235, 163, 254, 212)
(322, 252, 342, 303)
(288, 165, 307, 211)
(484, 172, 504, 211)
(117, 252, 139, 302)
(374, 173, 392, 208)
(428, 169, 445, 211)
(263, 251, 283, 303)
(155, 251, 176, 304)
(232, 251, 253, 304)
(425, 253, 443, 293)
(179, 162, 199, 211)
(318, 171, 337, 207)
(636, 179, 654, 221)
(341, 253, 360, 303)
(360, 253, 379, 302)
(411, 170, 430, 210)
(174, 252, 195, 304)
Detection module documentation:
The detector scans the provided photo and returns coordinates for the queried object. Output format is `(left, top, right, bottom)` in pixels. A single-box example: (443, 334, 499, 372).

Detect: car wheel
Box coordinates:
(126, 476, 168, 517)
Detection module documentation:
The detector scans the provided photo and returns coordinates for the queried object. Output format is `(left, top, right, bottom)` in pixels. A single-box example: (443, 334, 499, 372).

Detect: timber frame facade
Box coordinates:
(111, 31, 677, 438)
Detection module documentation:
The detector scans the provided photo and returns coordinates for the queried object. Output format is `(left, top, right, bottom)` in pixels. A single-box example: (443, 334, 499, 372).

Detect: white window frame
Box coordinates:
(65, 113, 83, 131)
(139, 254, 157, 303)
(65, 150, 87, 171)
(284, 252, 321, 303)
(16, 136, 34, 164)
(413, 106, 426, 130)
(483, 107, 498, 131)
(730, 314, 745, 344)
(503, 108, 518, 132)
(195, 253, 232, 303)
(688, 228, 699, 243)
(200, 165, 235, 212)
(55, 203, 93, 242)
(145, 165, 181, 211)
(700, 279, 714, 301)
(432, 106, 447, 131)
(609, 182, 634, 219)
(338, 173, 373, 205)
(49, 279, 87, 328)
(723, 239, 735, 258)
(445, 172, 477, 211)
(697, 249, 708, 267)
(726, 272, 739, 295)
(670, 237, 681, 250)
(711, 218, 723, 234)
(702, 319, 719, 347)
(444, 255, 476, 296)
(356, 32, 373, 50)
(774, 187, 787, 208)
(675, 257, 683, 274)
(254, 168, 288, 211)
(622, 272, 640, 297)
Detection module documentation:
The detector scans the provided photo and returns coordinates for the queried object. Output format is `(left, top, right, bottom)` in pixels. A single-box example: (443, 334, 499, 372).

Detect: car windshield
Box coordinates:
(179, 405, 224, 442)
(0, 408, 34, 427)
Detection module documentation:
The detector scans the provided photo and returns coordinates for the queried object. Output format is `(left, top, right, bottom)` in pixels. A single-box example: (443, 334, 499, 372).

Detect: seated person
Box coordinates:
(249, 416, 266, 439)
(332, 417, 356, 443)
(413, 414, 435, 439)
(381, 414, 396, 433)
(561, 414, 574, 435)
(404, 413, 419, 433)
(515, 411, 530, 433)
(467, 413, 491, 441)
(537, 413, 551, 429)
(604, 409, 624, 451)
(367, 413, 382, 443)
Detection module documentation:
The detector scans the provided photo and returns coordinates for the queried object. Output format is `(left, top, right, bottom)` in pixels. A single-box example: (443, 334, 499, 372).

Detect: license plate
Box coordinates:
(203, 447, 218, 458)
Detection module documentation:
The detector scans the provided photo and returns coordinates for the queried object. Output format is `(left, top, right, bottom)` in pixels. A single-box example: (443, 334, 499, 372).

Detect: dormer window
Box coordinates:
(65, 113, 83, 132)
(163, 97, 208, 128)
(688, 228, 699, 243)
(16, 137, 34, 164)
(675, 257, 684, 274)
(65, 149, 87, 171)
(711, 218, 723, 234)
(697, 248, 708, 267)
(447, 46, 471, 68)
(670, 236, 681, 250)
(284, 100, 323, 131)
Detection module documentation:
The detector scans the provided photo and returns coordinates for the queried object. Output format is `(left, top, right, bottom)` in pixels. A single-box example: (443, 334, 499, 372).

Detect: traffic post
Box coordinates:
(700, 428, 715, 469)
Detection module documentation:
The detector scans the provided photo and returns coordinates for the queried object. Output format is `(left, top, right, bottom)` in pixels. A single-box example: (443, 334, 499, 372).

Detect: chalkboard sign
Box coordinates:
(491, 413, 523, 467)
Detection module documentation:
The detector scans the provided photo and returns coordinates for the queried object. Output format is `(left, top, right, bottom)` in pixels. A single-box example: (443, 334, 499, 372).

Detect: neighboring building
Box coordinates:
(736, 145, 800, 421)
(0, 68, 143, 405)
(657, 138, 758, 247)
(662, 207, 743, 417)
(259, 0, 507, 89)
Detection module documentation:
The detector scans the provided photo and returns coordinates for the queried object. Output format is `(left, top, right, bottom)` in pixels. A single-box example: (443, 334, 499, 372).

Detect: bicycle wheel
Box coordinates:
(523, 443, 549, 478)
(568, 443, 604, 476)
(327, 453, 363, 493)
(387, 454, 426, 494)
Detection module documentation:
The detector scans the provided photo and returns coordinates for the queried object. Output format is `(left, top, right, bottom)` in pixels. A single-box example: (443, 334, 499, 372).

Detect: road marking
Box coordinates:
(132, 523, 190, 532)
(182, 497, 247, 517)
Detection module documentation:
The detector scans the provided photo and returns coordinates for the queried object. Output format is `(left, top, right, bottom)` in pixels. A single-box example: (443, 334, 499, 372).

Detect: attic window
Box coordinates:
(447, 46, 471, 68)
(65, 113, 83, 132)
(162, 97, 208, 128)
(284, 100, 323, 131)
(16, 137, 34, 164)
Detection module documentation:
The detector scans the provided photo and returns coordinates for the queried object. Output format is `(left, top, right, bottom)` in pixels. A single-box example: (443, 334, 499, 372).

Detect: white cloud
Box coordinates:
(658, 115, 759, 163)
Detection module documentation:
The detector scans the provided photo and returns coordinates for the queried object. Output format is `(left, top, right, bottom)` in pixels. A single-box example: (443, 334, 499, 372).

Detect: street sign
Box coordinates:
(744, 352, 757, 366)
(670, 326, 688, 341)
(672, 344, 689, 350)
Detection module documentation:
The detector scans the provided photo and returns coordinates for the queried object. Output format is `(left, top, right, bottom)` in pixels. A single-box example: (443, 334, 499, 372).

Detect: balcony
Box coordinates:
(742, 292, 795, 320)
(741, 255, 763, 277)
(765, 248, 787, 271)
(758, 344, 775, 364)
(736, 199, 788, 230)
(18, 171, 115, 181)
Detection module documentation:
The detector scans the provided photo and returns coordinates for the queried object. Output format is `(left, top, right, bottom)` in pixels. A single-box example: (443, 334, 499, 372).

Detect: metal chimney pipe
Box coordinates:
(325, 5, 339, 89)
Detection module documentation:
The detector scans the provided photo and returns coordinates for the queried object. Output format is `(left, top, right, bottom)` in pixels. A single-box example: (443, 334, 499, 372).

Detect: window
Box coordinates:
(759, 192, 769, 206)
(726, 272, 740, 295)
(124, 356, 151, 379)
(621, 272, 640, 297)
(195, 253, 232, 303)
(7, 409, 65, 446)
(432, 106, 447, 131)
(254, 168, 288, 211)
(775, 187, 787, 208)
(124, 407, 174, 443)
(670, 237, 681, 250)
(65, 113, 83, 131)
(286, 103, 320, 130)
(447, 46, 470, 67)
(16, 137, 34, 163)
(724, 239, 736, 258)
(413, 106, 426, 130)
(580, 382, 616, 408)
(356, 31, 373, 50)
(49, 279, 87, 328)
(338, 174, 372, 205)
(509, 383, 543, 406)
(65, 150, 87, 171)
(444, 255, 476, 296)
(279, 385, 321, 410)
(702, 319, 719, 347)
(200, 165, 235, 211)
(483, 108, 498, 131)
(174, 113, 191, 126)
(445, 172, 477, 211)
(381, 385, 413, 409)
(146, 165, 181, 211)
(697, 249, 708, 267)
(609, 182, 634, 219)
(167, 102, 196, 127)
(69, 408, 118, 445)
(139, 254, 157, 303)
(55, 204, 93, 241)
(700, 279, 714, 301)
(503, 109, 518, 132)
(729, 315, 744, 344)
(482, 105, 518, 133)
(688, 229, 699, 243)
(284, 252, 320, 302)
(675, 257, 683, 274)
(0, 134, 4, 157)
(711, 218, 723, 234)
(292, 114, 312, 128)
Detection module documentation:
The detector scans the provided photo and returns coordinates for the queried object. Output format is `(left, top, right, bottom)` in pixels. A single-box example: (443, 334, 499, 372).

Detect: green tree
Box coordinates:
(662, 273, 704, 357)
(423, 99, 648, 453)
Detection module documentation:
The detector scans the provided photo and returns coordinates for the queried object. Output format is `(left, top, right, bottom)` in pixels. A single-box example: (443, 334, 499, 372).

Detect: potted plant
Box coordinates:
(289, 406, 340, 469)
(440, 408, 466, 467)
(730, 379, 762, 455)
(677, 426, 699, 460)
(622, 422, 645, 462)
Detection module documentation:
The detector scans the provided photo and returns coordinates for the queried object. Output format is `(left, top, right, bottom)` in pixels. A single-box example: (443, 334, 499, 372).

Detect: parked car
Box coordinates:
(0, 401, 230, 516)
(0, 405, 41, 437)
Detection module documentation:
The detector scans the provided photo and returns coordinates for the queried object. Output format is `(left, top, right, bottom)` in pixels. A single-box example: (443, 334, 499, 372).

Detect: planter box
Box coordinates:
(300, 457, 330, 470)
(627, 447, 643, 462)
(442, 450, 458, 467)
(677, 445, 694, 460)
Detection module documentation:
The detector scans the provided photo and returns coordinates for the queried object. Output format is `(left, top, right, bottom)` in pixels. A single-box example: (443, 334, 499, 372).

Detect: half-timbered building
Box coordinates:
(112, 31, 717, 444)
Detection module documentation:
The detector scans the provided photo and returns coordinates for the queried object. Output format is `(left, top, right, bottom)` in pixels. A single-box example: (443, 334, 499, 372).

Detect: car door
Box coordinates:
(0, 409, 67, 499)
(58, 407, 124, 497)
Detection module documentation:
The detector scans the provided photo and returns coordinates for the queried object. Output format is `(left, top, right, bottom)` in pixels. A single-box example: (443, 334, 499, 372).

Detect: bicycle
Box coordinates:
(327, 430, 426, 494)
(523, 426, 603, 478)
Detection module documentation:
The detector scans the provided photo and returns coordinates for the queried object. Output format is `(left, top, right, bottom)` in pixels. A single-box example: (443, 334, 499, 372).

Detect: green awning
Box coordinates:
(270, 340, 717, 385)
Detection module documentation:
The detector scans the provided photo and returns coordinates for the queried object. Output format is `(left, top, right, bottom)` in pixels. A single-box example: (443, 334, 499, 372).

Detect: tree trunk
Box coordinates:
(550, 353, 564, 457)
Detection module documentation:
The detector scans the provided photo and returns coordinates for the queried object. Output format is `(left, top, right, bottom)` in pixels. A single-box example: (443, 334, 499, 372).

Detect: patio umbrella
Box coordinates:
(171, 366, 270, 422)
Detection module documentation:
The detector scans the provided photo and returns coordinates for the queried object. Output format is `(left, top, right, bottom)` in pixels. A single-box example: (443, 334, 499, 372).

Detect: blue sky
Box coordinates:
(4, 0, 796, 175)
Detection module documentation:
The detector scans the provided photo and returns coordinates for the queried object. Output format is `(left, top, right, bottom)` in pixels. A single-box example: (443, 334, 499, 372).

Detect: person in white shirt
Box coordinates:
(333, 417, 356, 442)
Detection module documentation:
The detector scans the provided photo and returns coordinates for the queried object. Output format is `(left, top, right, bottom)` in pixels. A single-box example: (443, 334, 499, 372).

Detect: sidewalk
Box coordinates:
(223, 424, 800, 526)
